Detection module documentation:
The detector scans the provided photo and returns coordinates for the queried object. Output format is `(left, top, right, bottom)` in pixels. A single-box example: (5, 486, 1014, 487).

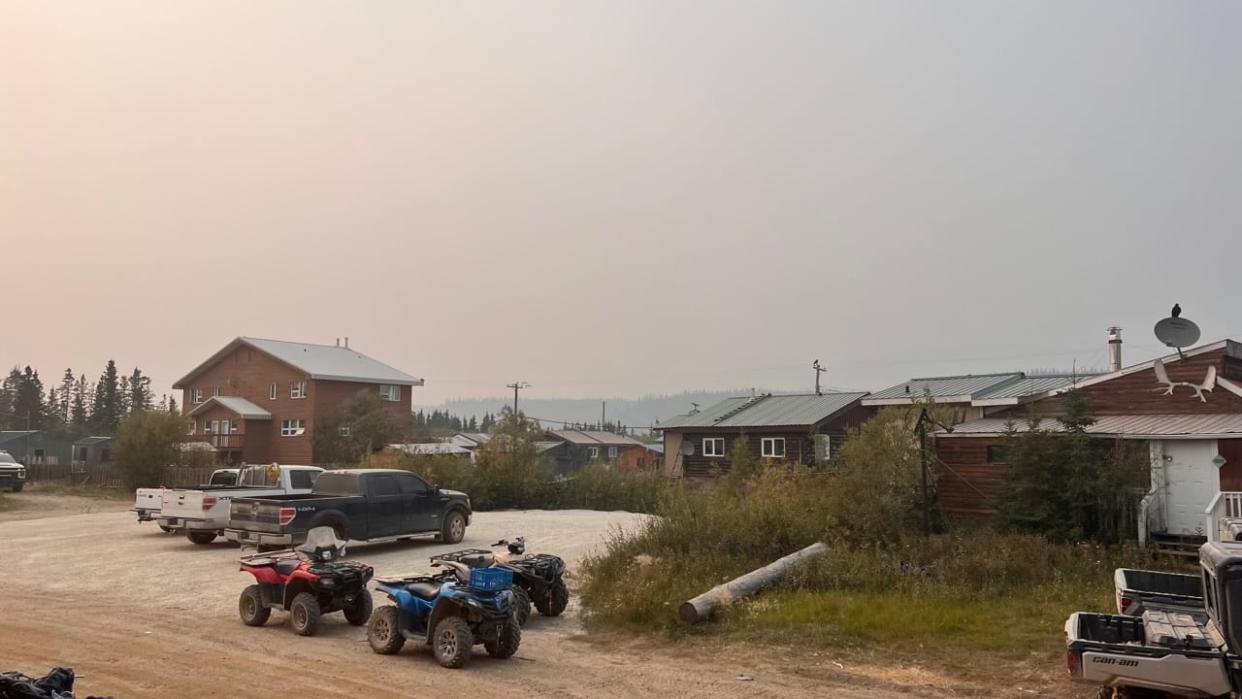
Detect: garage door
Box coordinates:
(1164, 440, 1219, 536)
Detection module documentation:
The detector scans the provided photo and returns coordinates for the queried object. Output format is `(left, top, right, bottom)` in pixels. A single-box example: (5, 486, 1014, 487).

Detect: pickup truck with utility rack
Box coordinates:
(226, 469, 471, 550)
(158, 464, 323, 544)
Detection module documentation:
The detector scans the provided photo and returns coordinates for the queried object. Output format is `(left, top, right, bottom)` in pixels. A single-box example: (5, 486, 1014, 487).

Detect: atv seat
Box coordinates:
(275, 559, 300, 576)
(405, 581, 442, 600)
(460, 553, 494, 568)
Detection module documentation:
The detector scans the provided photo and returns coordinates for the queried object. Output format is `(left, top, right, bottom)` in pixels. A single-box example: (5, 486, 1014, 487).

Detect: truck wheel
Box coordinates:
(367, 606, 406, 655)
(534, 579, 569, 617)
(439, 510, 466, 544)
(484, 615, 521, 659)
(511, 586, 532, 627)
(239, 585, 271, 627)
(11, 484, 22, 493)
(344, 592, 373, 626)
(290, 592, 321, 636)
(432, 616, 473, 668)
(186, 530, 217, 545)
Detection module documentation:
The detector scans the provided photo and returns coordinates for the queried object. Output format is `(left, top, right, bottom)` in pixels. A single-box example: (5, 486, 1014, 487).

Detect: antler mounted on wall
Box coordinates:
(1152, 358, 1217, 403)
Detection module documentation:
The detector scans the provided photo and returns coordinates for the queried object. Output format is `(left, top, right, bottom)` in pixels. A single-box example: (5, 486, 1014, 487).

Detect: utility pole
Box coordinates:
(506, 381, 530, 414)
(913, 408, 954, 536)
(601, 401, 606, 431)
(812, 360, 826, 396)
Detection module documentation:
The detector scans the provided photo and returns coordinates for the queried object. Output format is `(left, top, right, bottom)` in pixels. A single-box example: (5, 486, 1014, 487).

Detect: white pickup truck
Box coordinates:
(157, 464, 323, 544)
(0, 450, 26, 492)
(131, 468, 239, 530)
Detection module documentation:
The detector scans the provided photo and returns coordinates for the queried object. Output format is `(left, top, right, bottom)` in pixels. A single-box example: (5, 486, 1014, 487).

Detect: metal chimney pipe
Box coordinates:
(344, 336, 349, 349)
(1107, 327, 1123, 372)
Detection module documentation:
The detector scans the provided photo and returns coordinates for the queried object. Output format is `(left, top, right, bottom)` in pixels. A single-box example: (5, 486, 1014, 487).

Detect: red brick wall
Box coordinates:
(177, 344, 415, 464)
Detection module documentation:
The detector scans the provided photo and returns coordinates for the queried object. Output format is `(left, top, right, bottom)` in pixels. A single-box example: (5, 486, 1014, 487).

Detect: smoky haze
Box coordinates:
(2, 1, 1240, 406)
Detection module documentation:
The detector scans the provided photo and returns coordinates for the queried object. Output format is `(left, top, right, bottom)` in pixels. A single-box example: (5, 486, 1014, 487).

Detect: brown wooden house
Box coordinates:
(657, 392, 873, 480)
(173, 337, 422, 465)
(935, 339, 1242, 543)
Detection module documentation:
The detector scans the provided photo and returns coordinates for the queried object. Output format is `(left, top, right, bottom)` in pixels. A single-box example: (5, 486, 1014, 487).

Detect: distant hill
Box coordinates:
(415, 390, 765, 431)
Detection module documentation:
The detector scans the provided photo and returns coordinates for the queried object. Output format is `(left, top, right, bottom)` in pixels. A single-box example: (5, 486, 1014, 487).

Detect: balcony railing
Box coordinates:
(204, 433, 245, 449)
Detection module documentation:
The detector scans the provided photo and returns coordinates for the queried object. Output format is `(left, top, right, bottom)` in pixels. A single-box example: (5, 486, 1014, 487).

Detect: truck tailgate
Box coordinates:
(229, 498, 295, 534)
(133, 488, 164, 512)
(1115, 568, 1204, 615)
(160, 490, 219, 520)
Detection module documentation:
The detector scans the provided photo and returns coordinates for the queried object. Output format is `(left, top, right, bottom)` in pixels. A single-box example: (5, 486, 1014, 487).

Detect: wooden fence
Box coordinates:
(23, 464, 219, 490)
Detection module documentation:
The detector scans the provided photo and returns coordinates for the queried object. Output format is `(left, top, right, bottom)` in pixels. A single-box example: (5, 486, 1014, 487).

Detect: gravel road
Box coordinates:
(0, 493, 1053, 698)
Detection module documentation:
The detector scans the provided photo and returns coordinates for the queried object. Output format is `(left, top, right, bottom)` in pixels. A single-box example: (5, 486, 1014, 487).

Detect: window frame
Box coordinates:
(290, 381, 307, 399)
(986, 445, 1008, 464)
(702, 438, 725, 457)
(588, 446, 600, 459)
(269, 383, 277, 400)
(607, 446, 618, 459)
(191, 388, 203, 404)
(761, 437, 786, 459)
(379, 384, 401, 402)
(280, 419, 306, 437)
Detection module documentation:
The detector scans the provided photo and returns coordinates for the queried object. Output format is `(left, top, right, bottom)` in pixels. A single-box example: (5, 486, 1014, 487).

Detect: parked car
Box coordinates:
(0, 450, 25, 492)
(226, 469, 471, 550)
(1114, 567, 1204, 616)
(158, 464, 323, 544)
(132, 468, 240, 531)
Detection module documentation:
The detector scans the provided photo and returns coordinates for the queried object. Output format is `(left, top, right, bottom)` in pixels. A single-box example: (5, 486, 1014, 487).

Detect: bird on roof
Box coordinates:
(1172, 303, 1182, 318)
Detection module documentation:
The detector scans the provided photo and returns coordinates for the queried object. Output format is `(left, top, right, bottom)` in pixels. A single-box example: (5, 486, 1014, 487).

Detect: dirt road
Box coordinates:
(0, 493, 1071, 698)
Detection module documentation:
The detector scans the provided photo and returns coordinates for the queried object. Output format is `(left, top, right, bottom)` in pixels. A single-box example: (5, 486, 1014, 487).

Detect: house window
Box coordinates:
(986, 445, 1008, 464)
(203, 420, 213, 434)
(281, 419, 306, 437)
(290, 381, 307, 399)
(588, 446, 600, 459)
(188, 420, 196, 435)
(608, 446, 618, 459)
(702, 438, 725, 457)
(761, 437, 786, 458)
(214, 386, 221, 397)
(191, 388, 203, 404)
(379, 384, 401, 402)
(269, 383, 277, 400)
(339, 425, 352, 437)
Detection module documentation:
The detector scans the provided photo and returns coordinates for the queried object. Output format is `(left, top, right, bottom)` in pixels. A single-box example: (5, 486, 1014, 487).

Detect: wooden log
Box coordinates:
(677, 542, 829, 624)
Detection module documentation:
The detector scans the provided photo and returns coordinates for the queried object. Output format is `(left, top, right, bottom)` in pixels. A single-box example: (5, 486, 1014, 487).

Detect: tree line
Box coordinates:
(413, 409, 499, 433)
(0, 361, 174, 437)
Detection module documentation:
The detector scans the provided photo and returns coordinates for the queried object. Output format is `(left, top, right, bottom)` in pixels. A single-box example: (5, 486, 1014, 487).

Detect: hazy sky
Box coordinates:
(3, 1, 1240, 407)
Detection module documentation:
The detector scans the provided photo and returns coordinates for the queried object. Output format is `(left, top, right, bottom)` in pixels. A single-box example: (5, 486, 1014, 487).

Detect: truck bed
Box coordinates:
(1115, 568, 1204, 615)
(1066, 611, 1230, 696)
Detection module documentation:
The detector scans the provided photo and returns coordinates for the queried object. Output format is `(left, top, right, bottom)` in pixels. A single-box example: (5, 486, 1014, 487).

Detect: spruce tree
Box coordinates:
(13, 366, 46, 429)
(128, 367, 152, 414)
(71, 375, 90, 432)
(90, 360, 122, 434)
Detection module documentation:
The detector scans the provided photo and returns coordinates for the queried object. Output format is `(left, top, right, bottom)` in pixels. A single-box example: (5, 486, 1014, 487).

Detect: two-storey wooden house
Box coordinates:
(173, 337, 422, 465)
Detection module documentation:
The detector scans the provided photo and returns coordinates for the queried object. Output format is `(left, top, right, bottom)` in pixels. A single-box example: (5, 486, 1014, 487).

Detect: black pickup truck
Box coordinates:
(225, 469, 471, 549)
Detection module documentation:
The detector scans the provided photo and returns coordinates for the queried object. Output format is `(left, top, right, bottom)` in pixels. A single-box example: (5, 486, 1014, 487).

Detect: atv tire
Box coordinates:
(439, 510, 466, 544)
(186, 530, 217, 545)
(290, 592, 321, 636)
(158, 524, 173, 533)
(367, 606, 406, 655)
(239, 585, 271, 627)
(344, 591, 373, 626)
(511, 586, 532, 626)
(432, 616, 473, 668)
(535, 579, 569, 617)
(485, 615, 521, 659)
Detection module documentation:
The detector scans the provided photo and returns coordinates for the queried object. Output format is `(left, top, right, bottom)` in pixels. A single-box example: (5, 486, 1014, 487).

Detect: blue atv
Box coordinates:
(367, 564, 520, 668)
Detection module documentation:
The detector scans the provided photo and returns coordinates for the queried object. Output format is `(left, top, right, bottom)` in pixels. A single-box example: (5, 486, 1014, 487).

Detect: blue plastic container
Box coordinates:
(469, 567, 513, 592)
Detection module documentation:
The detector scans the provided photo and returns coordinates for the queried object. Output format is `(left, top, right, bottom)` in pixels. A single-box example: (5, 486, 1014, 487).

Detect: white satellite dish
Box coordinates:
(679, 441, 695, 456)
(1155, 317, 1200, 349)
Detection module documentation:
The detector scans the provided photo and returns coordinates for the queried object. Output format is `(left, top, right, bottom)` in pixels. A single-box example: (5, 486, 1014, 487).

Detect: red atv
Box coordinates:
(237, 526, 374, 636)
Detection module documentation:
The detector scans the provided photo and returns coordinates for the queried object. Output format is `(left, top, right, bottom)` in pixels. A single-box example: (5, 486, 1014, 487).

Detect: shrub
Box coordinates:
(114, 411, 187, 490)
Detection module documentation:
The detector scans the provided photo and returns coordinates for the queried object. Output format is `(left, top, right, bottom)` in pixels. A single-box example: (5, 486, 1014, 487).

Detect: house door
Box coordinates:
(1218, 440, 1242, 491)
(1163, 440, 1219, 536)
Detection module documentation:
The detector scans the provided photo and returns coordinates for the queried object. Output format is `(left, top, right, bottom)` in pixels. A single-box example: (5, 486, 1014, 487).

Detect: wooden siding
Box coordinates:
(999, 349, 1242, 419)
(934, 437, 1008, 515)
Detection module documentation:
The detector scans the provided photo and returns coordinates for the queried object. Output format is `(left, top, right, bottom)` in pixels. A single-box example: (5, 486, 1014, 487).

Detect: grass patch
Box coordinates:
(24, 481, 129, 500)
(577, 465, 1184, 655)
